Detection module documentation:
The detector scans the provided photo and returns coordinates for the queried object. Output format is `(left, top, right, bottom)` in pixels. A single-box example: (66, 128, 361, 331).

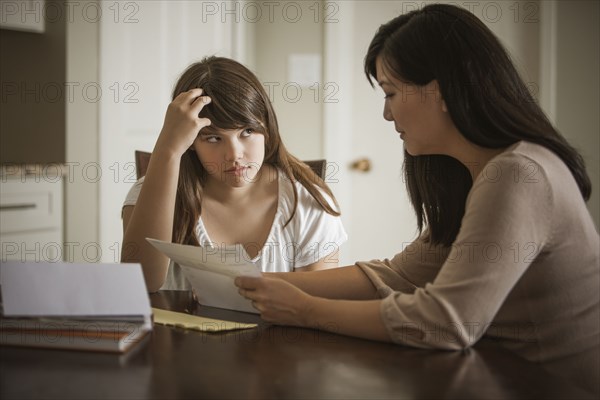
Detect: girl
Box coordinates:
(122, 57, 347, 293)
(235, 4, 599, 395)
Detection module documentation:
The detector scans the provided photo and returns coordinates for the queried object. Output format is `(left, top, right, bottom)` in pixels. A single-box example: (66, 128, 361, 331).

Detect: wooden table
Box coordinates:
(0, 291, 594, 399)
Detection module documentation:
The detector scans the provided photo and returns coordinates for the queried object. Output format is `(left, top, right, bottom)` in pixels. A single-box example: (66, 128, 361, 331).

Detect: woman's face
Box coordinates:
(375, 57, 456, 156)
(192, 125, 266, 188)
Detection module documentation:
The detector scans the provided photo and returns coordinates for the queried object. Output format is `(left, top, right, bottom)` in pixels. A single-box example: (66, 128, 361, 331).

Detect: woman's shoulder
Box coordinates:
(491, 141, 565, 172)
(467, 141, 586, 229)
(477, 141, 571, 189)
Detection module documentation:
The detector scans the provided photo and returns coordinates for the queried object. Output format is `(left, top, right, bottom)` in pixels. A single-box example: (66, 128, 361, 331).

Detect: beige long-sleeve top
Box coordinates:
(357, 141, 599, 395)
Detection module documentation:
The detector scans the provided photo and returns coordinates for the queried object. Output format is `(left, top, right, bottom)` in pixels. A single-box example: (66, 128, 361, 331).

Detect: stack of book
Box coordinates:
(1, 316, 151, 353)
(0, 261, 152, 354)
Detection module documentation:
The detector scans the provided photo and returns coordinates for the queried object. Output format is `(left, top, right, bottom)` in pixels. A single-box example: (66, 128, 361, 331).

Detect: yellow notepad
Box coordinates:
(152, 308, 257, 332)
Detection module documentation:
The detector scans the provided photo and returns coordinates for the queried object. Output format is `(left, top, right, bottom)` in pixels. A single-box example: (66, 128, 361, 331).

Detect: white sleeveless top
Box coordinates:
(123, 169, 347, 289)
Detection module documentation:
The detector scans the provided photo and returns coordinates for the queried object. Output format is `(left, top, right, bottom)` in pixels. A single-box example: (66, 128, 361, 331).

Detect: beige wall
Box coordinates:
(253, 0, 324, 160)
(65, 0, 99, 261)
(554, 0, 599, 228)
(4, 0, 597, 261)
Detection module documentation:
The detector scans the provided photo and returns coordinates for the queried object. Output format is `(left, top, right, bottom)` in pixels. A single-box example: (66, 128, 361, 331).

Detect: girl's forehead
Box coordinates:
(199, 126, 238, 135)
(197, 118, 266, 135)
(199, 125, 263, 135)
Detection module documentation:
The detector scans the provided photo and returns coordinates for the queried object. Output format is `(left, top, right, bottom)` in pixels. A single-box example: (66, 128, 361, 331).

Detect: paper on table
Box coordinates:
(146, 238, 262, 314)
(0, 262, 152, 322)
(152, 308, 257, 332)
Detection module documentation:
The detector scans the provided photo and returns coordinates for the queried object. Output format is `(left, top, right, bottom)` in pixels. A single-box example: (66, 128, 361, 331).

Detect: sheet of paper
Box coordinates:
(152, 308, 257, 332)
(146, 238, 261, 314)
(0, 262, 152, 320)
(146, 238, 262, 278)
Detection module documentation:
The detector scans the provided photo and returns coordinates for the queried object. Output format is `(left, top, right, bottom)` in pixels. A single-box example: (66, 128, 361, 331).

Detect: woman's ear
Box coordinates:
(429, 80, 447, 112)
(442, 99, 448, 113)
(436, 81, 449, 113)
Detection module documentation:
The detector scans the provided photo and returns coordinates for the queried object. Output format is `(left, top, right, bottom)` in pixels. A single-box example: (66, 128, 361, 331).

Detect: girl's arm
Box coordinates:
(121, 152, 181, 292)
(121, 89, 211, 292)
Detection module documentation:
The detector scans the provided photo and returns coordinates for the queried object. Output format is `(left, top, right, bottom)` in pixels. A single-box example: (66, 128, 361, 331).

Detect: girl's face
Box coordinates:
(192, 125, 266, 188)
(375, 57, 456, 156)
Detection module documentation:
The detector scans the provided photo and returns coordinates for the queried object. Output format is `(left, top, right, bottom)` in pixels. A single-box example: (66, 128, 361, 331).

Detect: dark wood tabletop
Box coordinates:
(0, 290, 594, 399)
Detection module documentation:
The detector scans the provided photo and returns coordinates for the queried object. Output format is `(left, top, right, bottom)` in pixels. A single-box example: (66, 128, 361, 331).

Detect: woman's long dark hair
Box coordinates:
(364, 4, 591, 246)
(172, 56, 340, 245)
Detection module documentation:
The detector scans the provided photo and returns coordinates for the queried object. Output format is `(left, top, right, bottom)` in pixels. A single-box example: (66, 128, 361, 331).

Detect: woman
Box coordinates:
(122, 57, 347, 293)
(235, 4, 599, 395)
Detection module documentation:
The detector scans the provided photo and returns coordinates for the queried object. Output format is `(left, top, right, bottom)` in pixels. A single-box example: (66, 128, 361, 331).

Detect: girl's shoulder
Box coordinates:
(123, 176, 145, 206)
(273, 165, 331, 213)
(277, 166, 330, 201)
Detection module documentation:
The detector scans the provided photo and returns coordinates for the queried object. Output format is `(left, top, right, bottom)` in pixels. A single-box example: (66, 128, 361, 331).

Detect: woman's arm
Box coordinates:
(272, 265, 379, 300)
(235, 274, 390, 341)
(121, 89, 211, 292)
(296, 250, 340, 271)
(310, 297, 390, 341)
(235, 264, 380, 330)
(255, 153, 556, 349)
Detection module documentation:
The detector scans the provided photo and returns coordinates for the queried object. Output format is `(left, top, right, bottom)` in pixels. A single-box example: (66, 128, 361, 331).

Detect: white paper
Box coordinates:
(146, 238, 262, 314)
(0, 262, 152, 320)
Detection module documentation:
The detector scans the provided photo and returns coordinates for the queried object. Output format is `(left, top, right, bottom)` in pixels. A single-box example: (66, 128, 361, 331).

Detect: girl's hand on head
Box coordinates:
(235, 276, 316, 327)
(156, 88, 212, 157)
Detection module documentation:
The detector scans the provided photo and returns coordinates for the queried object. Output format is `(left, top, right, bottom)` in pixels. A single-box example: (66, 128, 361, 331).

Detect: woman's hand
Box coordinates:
(236, 274, 390, 342)
(235, 276, 316, 327)
(155, 88, 212, 157)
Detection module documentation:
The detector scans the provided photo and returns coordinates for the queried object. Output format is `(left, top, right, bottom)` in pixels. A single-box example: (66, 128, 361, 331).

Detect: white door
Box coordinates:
(324, 1, 541, 265)
(324, 1, 417, 265)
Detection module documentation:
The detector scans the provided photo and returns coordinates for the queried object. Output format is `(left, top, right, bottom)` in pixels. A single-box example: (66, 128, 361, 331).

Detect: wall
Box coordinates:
(253, 0, 324, 160)
(0, 0, 65, 164)
(2, 0, 597, 264)
(65, 0, 100, 261)
(554, 0, 599, 228)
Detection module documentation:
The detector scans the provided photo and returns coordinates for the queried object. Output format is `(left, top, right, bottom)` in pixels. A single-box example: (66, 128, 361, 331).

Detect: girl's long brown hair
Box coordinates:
(171, 56, 340, 245)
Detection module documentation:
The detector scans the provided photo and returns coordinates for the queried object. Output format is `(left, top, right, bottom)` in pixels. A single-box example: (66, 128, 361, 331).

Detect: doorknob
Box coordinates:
(350, 158, 372, 172)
